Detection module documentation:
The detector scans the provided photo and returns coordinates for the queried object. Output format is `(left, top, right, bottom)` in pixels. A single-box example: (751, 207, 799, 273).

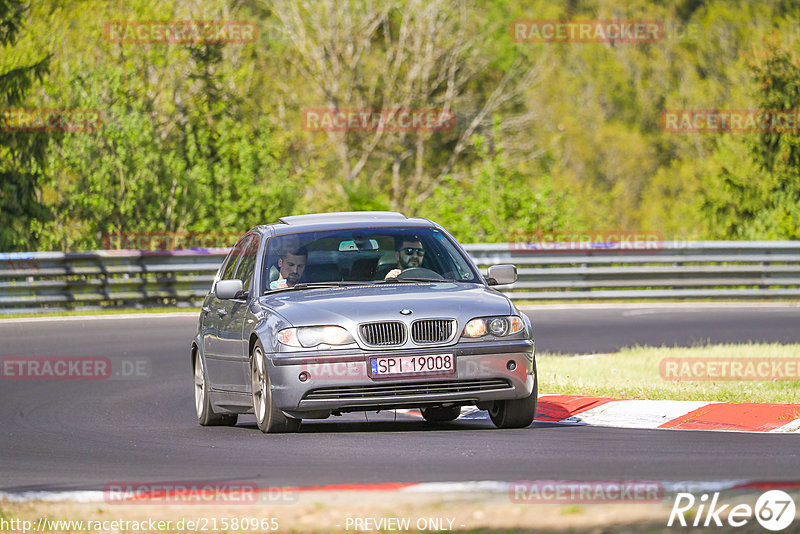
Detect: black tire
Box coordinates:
(489, 376, 537, 429)
(421, 405, 462, 423)
(194, 353, 238, 426)
(250, 341, 300, 433)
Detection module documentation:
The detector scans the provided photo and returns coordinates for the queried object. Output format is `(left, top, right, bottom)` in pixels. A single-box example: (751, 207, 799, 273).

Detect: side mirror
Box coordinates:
(486, 264, 517, 286)
(215, 279, 244, 299)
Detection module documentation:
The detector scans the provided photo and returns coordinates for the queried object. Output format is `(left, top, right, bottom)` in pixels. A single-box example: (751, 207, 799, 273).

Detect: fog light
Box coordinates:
(506, 360, 517, 371)
(298, 371, 310, 382)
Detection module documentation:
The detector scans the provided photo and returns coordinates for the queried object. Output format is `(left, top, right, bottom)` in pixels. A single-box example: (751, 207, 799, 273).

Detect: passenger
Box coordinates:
(270, 246, 307, 289)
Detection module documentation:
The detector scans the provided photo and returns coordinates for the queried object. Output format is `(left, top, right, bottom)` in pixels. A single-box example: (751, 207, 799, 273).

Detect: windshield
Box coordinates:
(262, 226, 480, 292)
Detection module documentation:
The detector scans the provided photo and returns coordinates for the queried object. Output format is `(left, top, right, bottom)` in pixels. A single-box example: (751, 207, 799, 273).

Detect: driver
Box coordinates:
(270, 246, 307, 289)
(384, 236, 425, 279)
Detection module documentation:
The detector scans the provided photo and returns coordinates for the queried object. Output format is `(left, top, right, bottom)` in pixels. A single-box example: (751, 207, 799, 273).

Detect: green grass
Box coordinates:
(539, 343, 800, 403)
(0, 306, 195, 319)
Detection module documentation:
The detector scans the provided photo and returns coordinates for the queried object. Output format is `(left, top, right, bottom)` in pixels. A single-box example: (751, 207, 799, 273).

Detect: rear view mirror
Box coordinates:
(216, 279, 244, 299)
(339, 239, 379, 251)
(486, 264, 517, 286)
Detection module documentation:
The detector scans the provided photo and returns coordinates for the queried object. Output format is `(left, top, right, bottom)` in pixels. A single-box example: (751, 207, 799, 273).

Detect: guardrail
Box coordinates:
(1, 241, 799, 313)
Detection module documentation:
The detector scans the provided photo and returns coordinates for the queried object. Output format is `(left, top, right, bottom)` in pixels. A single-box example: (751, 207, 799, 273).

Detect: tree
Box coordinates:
(42, 41, 296, 250)
(0, 0, 51, 250)
(271, 0, 546, 211)
(415, 126, 576, 243)
(701, 35, 800, 239)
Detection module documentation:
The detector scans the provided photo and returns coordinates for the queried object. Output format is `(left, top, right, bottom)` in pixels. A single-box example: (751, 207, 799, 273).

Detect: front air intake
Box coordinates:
(411, 319, 456, 344)
(359, 321, 406, 346)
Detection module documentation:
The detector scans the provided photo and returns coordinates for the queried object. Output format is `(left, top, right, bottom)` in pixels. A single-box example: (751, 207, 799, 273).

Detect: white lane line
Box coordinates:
(0, 480, 767, 502)
(402, 480, 769, 495)
(401, 481, 510, 493)
(660, 480, 750, 494)
(3, 302, 797, 322)
(621, 307, 800, 316)
(770, 417, 800, 433)
(0, 312, 198, 324)
(558, 400, 718, 429)
(519, 302, 799, 311)
(459, 407, 486, 420)
(0, 491, 105, 503)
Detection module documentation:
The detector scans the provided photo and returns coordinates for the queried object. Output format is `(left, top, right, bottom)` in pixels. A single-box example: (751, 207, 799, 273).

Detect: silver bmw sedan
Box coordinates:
(192, 211, 536, 433)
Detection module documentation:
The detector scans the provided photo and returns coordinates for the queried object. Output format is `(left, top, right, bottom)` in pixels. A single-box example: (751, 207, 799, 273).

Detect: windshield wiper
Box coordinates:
(266, 279, 465, 294)
(265, 281, 371, 294)
(380, 277, 458, 283)
(295, 281, 373, 288)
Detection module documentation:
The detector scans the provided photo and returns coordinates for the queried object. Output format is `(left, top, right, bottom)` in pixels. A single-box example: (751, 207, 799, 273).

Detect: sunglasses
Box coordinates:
(401, 247, 425, 256)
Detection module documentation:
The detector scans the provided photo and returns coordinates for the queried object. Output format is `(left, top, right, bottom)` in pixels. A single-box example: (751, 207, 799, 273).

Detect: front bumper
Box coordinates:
(265, 339, 535, 416)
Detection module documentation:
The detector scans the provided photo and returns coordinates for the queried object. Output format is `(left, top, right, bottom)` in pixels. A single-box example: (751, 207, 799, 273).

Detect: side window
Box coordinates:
(235, 235, 259, 293)
(217, 251, 236, 281)
(220, 236, 248, 281)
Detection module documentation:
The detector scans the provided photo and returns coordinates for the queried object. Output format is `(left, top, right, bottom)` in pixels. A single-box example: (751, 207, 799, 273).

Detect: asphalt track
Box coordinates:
(1, 305, 798, 492)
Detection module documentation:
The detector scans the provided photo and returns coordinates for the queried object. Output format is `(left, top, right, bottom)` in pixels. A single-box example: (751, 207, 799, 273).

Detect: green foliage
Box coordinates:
(342, 182, 392, 212)
(5, 0, 800, 250)
(701, 35, 800, 239)
(415, 130, 576, 243)
(0, 0, 51, 250)
(41, 57, 297, 250)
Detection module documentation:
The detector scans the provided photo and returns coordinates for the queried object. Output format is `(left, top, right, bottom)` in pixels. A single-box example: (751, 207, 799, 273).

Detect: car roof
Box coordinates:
(252, 212, 439, 236)
(279, 211, 407, 225)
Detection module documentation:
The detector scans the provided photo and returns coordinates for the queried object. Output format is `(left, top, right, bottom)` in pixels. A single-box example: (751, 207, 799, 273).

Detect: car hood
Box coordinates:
(258, 282, 512, 326)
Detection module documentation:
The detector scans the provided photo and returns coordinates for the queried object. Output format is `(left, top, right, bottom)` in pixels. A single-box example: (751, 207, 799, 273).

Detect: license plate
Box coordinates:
(369, 354, 455, 378)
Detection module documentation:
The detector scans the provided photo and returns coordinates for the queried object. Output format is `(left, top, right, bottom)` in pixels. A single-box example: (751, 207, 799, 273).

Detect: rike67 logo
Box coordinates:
(668, 490, 796, 531)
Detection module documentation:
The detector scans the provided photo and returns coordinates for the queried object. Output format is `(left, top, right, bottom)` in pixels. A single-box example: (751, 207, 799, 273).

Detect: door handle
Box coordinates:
(216, 308, 227, 317)
(201, 306, 210, 314)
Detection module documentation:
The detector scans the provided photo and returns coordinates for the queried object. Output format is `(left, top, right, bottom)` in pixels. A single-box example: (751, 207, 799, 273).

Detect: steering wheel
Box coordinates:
(396, 267, 444, 280)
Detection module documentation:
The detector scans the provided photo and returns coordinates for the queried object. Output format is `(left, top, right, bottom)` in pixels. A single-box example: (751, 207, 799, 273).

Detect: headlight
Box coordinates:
(276, 326, 355, 348)
(463, 318, 487, 337)
(462, 316, 524, 338)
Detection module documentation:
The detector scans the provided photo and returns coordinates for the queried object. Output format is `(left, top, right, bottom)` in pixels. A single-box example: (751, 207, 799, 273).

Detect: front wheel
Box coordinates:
(250, 342, 300, 433)
(489, 376, 537, 429)
(194, 354, 238, 426)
